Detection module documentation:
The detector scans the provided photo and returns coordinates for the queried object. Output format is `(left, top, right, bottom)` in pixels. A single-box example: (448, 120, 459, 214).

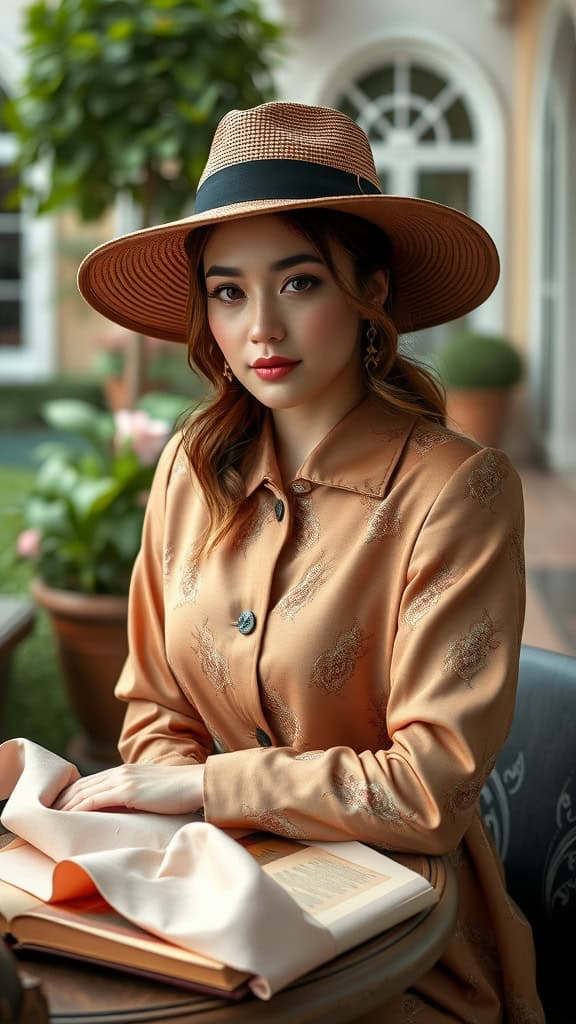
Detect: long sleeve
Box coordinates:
(203, 447, 526, 853)
(115, 435, 213, 766)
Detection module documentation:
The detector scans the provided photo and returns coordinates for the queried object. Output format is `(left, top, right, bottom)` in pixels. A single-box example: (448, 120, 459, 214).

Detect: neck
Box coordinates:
(271, 373, 368, 485)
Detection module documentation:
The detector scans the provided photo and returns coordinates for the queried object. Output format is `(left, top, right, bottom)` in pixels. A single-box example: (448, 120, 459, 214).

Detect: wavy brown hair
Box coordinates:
(182, 208, 446, 554)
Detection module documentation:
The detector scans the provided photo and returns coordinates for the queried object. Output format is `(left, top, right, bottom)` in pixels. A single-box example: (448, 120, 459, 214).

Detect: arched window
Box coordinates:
(0, 83, 22, 350)
(331, 49, 501, 356)
(336, 58, 475, 211)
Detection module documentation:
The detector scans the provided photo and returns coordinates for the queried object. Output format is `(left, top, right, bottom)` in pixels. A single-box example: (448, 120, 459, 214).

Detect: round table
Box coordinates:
(12, 854, 457, 1024)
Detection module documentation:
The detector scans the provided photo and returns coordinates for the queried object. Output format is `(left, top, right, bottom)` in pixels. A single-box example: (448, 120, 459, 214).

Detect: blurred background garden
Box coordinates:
(1, 0, 576, 765)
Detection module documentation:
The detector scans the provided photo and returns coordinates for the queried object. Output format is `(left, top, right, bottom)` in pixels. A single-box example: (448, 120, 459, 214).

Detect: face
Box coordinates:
(202, 214, 367, 414)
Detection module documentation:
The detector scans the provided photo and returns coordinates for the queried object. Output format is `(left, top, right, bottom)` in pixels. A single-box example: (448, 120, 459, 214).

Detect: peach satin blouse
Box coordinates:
(115, 394, 544, 1023)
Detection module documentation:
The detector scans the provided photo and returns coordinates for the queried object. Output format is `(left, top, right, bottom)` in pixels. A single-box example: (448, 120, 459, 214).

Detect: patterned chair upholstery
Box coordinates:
(480, 644, 576, 1023)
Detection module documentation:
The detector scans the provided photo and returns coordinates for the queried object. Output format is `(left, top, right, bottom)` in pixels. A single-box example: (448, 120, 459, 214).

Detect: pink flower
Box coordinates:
(114, 410, 171, 465)
(17, 528, 41, 559)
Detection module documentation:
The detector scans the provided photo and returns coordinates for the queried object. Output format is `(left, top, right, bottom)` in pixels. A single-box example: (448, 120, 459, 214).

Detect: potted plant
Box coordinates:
(15, 395, 190, 772)
(436, 332, 524, 447)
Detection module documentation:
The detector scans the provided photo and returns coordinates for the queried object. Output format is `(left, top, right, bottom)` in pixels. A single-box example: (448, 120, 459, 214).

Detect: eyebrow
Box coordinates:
(204, 252, 325, 278)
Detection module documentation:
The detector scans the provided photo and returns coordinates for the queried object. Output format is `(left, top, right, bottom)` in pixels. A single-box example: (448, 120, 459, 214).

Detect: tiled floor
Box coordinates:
(519, 463, 576, 656)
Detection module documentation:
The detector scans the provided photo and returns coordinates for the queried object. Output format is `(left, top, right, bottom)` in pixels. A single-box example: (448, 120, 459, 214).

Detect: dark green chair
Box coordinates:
(480, 644, 576, 1023)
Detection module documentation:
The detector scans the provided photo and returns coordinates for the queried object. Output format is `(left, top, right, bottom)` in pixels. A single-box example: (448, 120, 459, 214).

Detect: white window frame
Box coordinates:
(530, 3, 576, 472)
(0, 42, 56, 381)
(315, 29, 507, 336)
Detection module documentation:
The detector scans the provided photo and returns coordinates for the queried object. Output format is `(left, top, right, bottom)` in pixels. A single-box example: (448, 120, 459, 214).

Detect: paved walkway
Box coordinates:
(519, 463, 576, 656)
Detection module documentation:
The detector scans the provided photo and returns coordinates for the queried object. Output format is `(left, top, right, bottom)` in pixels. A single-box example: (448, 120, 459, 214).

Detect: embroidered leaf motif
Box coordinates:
(163, 543, 175, 581)
(261, 680, 303, 747)
(443, 611, 501, 684)
(403, 564, 456, 627)
(508, 526, 525, 582)
(410, 423, 452, 456)
(466, 450, 509, 510)
(361, 494, 402, 544)
(400, 993, 426, 1023)
(276, 552, 334, 623)
(174, 549, 201, 607)
(445, 754, 497, 822)
(310, 621, 370, 695)
(191, 621, 232, 693)
(293, 493, 320, 554)
(240, 803, 308, 838)
(331, 769, 413, 824)
(507, 995, 543, 1024)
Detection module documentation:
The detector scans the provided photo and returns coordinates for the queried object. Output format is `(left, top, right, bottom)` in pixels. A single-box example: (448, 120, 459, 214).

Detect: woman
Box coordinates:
(56, 102, 543, 1022)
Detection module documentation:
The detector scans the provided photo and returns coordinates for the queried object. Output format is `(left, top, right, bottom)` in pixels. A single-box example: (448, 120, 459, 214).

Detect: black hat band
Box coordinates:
(194, 158, 382, 214)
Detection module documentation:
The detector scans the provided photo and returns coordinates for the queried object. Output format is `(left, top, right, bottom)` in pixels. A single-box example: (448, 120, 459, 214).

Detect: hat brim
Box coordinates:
(77, 194, 499, 341)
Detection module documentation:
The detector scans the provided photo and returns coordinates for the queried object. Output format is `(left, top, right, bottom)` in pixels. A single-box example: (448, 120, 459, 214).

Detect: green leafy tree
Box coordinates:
(3, 0, 282, 399)
(4, 0, 282, 223)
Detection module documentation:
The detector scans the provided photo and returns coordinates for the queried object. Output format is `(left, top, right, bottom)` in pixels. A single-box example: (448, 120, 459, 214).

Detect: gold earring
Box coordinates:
(222, 360, 233, 382)
(364, 323, 381, 371)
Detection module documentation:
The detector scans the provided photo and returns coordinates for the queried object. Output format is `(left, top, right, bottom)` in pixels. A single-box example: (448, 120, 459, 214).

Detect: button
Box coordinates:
(237, 610, 256, 635)
(274, 499, 285, 522)
(256, 727, 272, 747)
(290, 479, 312, 495)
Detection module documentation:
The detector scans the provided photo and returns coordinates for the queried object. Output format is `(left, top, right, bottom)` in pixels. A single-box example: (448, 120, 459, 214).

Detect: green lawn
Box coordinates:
(0, 464, 74, 753)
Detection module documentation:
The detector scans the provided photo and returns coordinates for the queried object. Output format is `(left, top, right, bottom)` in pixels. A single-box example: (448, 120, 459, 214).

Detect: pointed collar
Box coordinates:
(243, 394, 417, 500)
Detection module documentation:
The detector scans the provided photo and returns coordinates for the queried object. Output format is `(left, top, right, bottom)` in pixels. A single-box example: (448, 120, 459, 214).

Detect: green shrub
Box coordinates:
(436, 333, 524, 390)
(0, 376, 105, 428)
(3, 0, 282, 222)
(0, 465, 74, 753)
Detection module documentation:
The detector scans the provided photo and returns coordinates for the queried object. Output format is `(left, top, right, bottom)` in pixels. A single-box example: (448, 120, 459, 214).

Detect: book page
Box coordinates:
(239, 835, 391, 919)
(264, 849, 389, 913)
(0, 879, 43, 922)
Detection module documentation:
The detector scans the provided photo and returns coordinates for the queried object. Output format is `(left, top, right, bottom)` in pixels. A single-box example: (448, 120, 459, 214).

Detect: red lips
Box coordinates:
(252, 356, 299, 367)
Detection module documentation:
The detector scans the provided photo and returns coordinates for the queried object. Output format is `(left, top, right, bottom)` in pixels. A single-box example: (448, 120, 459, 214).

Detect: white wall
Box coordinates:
(268, 0, 515, 110)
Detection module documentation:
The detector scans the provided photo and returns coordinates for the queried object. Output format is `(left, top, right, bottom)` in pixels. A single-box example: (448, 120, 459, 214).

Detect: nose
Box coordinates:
(249, 294, 285, 345)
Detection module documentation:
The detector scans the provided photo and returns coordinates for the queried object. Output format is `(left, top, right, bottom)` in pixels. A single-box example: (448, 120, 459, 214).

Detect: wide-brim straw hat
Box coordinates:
(78, 102, 499, 341)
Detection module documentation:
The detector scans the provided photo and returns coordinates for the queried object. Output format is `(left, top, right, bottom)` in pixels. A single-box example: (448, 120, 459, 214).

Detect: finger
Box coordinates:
(53, 774, 119, 811)
(55, 787, 122, 813)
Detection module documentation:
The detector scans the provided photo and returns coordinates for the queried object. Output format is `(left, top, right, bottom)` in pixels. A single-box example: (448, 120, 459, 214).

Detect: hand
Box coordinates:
(51, 762, 205, 815)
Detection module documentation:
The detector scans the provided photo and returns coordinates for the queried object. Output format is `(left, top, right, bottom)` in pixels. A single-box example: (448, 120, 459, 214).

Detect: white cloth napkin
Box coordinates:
(0, 738, 335, 998)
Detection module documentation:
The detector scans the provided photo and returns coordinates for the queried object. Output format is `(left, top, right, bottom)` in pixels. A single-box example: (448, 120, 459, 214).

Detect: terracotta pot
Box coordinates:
(445, 388, 512, 448)
(31, 578, 128, 774)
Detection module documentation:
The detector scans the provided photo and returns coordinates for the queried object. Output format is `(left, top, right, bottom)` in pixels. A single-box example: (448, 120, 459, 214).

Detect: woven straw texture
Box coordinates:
(78, 103, 499, 342)
(198, 103, 381, 190)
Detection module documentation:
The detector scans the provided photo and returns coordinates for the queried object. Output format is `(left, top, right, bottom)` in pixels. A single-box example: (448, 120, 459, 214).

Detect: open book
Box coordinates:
(0, 829, 437, 999)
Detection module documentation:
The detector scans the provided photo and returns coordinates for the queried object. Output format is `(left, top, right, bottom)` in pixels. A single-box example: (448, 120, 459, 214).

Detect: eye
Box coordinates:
(284, 275, 320, 293)
(207, 284, 243, 303)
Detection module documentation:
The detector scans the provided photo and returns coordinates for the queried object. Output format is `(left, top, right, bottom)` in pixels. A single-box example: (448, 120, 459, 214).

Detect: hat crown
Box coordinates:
(197, 102, 382, 192)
